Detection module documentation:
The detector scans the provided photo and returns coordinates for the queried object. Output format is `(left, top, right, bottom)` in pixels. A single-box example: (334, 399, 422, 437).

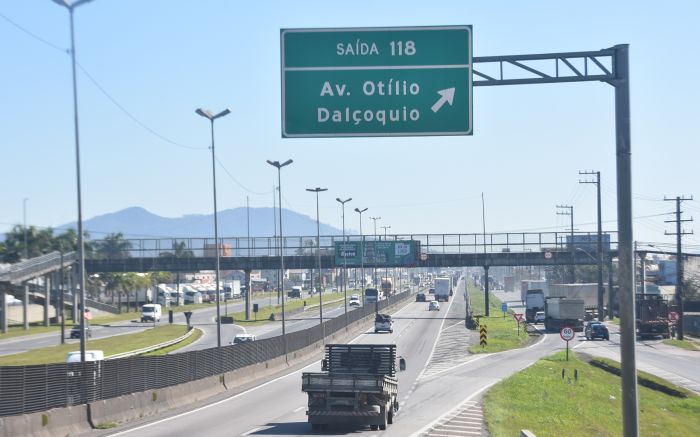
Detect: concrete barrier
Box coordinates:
(89, 374, 226, 427)
(0, 291, 414, 435)
(0, 405, 91, 437)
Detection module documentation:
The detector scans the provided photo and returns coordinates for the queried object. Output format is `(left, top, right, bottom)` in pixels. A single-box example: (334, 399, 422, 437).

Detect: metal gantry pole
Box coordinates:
(612, 44, 638, 437)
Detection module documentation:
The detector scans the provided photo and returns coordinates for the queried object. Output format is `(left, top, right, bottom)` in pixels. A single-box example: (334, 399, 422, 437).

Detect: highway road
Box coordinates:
(84, 279, 566, 437)
(494, 288, 700, 395)
(0, 292, 373, 356)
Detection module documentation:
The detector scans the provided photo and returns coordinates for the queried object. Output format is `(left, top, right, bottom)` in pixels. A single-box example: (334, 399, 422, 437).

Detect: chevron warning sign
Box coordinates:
(479, 325, 487, 347)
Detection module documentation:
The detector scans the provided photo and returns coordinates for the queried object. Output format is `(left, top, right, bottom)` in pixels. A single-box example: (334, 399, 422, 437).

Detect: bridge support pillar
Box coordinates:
(72, 267, 79, 323)
(608, 256, 615, 319)
(23, 282, 29, 330)
(0, 285, 7, 334)
(44, 275, 51, 327)
(484, 266, 490, 317)
(244, 269, 252, 320)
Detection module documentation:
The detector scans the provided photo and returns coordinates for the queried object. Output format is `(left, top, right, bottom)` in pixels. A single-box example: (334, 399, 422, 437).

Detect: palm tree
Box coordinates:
(159, 241, 194, 305)
(96, 232, 132, 260)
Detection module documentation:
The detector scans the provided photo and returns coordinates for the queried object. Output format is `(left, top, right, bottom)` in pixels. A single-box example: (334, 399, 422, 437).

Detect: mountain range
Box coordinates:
(55, 207, 350, 240)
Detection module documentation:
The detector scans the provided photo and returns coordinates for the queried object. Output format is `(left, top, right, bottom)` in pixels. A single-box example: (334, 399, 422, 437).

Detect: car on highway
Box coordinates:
(584, 320, 603, 337)
(429, 301, 440, 311)
(416, 292, 426, 302)
(534, 311, 545, 324)
(69, 324, 92, 339)
(428, 288, 435, 294)
(586, 323, 610, 341)
(349, 294, 361, 307)
(230, 333, 256, 344)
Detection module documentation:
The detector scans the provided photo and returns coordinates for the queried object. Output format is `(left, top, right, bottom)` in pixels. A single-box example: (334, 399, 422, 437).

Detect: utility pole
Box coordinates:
(664, 195, 693, 340)
(557, 205, 575, 283)
(580, 170, 605, 320)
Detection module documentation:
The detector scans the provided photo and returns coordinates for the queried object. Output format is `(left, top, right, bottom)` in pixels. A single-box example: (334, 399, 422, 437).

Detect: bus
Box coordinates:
(364, 288, 381, 305)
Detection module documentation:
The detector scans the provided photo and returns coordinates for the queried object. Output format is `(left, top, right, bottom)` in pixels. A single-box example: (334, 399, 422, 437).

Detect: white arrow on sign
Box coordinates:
(430, 87, 455, 113)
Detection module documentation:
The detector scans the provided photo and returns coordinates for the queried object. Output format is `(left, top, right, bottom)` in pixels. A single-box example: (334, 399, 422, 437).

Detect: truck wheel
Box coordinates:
(388, 410, 394, 424)
(374, 329, 379, 333)
(370, 425, 378, 430)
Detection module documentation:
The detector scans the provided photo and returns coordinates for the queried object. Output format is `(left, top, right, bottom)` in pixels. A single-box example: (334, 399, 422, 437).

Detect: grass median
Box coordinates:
(231, 291, 348, 326)
(467, 281, 530, 353)
(483, 351, 700, 436)
(0, 324, 191, 365)
(662, 338, 699, 351)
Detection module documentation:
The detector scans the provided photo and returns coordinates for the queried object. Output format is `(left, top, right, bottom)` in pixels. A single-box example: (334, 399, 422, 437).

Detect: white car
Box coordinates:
(429, 301, 440, 311)
(349, 294, 361, 307)
(230, 333, 256, 345)
(534, 311, 545, 324)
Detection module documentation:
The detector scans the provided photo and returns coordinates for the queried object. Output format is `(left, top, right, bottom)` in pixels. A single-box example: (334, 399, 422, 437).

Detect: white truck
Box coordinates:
(544, 297, 585, 332)
(434, 277, 451, 302)
(140, 303, 162, 323)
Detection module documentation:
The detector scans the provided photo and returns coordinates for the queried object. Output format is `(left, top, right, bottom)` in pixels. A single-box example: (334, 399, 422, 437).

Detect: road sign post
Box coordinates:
(281, 26, 472, 137)
(513, 313, 524, 336)
(479, 325, 487, 348)
(560, 326, 575, 361)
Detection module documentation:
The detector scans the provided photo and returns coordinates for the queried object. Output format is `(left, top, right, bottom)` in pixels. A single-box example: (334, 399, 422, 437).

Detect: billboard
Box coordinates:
(565, 234, 611, 253)
(335, 240, 419, 267)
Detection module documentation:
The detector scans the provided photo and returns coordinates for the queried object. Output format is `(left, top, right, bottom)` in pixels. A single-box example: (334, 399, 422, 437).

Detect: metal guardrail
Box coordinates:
(0, 290, 412, 417)
(106, 327, 195, 360)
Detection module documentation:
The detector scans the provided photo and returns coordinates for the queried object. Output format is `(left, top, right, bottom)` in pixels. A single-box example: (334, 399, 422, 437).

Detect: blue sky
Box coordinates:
(1, 0, 699, 250)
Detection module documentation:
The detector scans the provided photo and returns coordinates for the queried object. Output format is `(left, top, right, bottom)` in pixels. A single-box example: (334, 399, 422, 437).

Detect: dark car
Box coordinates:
(586, 324, 609, 341)
(70, 324, 92, 339)
(416, 293, 426, 302)
(584, 320, 602, 337)
(428, 288, 435, 294)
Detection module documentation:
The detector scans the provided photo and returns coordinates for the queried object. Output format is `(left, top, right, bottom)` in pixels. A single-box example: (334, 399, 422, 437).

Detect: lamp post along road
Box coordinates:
(381, 225, 391, 296)
(354, 207, 368, 302)
(268, 159, 293, 357)
(51, 0, 93, 363)
(196, 107, 230, 348)
(307, 187, 328, 336)
(370, 217, 381, 287)
(336, 197, 352, 319)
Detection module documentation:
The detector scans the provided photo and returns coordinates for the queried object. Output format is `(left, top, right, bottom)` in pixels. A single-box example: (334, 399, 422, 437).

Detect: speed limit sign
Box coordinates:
(560, 326, 575, 341)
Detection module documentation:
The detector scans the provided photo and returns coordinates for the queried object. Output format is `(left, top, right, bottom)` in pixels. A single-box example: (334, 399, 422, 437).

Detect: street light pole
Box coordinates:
(196, 107, 231, 348)
(306, 188, 328, 337)
(268, 159, 293, 358)
(381, 225, 391, 295)
(51, 0, 93, 364)
(336, 197, 352, 319)
(370, 217, 381, 287)
(354, 207, 368, 302)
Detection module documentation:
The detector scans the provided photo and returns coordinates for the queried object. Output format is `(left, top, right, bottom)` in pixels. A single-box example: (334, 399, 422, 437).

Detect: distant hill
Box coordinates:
(56, 206, 350, 240)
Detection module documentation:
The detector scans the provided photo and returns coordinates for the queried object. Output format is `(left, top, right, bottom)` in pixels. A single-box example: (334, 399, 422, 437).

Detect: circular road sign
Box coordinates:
(560, 326, 575, 341)
(544, 251, 553, 259)
(669, 311, 679, 321)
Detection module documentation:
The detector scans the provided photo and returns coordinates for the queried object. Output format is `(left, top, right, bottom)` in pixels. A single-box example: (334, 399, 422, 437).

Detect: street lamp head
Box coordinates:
(267, 159, 293, 169)
(336, 197, 352, 204)
(52, 0, 93, 8)
(354, 207, 367, 214)
(196, 108, 230, 121)
(306, 187, 328, 193)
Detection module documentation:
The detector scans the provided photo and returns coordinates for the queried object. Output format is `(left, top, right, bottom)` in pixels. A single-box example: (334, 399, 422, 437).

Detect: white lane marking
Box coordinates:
(415, 291, 459, 382)
(240, 426, 264, 436)
(293, 406, 305, 413)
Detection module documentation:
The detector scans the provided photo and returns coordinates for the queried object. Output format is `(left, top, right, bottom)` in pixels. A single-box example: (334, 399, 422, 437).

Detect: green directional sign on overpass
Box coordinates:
(281, 26, 472, 137)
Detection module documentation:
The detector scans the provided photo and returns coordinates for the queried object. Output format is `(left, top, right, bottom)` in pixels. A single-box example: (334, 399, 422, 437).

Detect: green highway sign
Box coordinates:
(335, 240, 420, 267)
(281, 26, 472, 137)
